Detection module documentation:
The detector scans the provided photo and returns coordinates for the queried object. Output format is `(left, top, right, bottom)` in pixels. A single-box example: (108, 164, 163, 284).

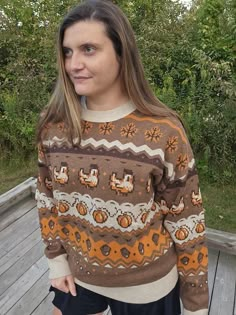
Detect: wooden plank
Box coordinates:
(0, 206, 39, 253)
(0, 241, 44, 295)
(0, 198, 36, 232)
(0, 255, 48, 315)
(209, 251, 236, 315)
(31, 183, 36, 196)
(208, 248, 219, 300)
(30, 292, 53, 315)
(0, 177, 36, 214)
(0, 229, 41, 275)
(207, 228, 236, 255)
(5, 271, 50, 315)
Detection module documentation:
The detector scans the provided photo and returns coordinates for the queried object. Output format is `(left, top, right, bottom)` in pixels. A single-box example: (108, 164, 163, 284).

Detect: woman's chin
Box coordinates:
(74, 86, 91, 96)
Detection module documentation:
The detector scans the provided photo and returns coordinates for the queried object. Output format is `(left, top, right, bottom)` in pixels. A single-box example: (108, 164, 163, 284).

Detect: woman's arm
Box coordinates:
(154, 125, 209, 315)
(36, 142, 72, 280)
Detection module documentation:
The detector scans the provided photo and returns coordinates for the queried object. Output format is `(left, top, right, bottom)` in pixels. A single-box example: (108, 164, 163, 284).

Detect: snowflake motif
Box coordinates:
(99, 122, 115, 135)
(145, 127, 163, 142)
(82, 121, 93, 134)
(44, 122, 52, 129)
(120, 123, 138, 138)
(57, 122, 66, 132)
(166, 136, 178, 153)
(177, 154, 189, 170)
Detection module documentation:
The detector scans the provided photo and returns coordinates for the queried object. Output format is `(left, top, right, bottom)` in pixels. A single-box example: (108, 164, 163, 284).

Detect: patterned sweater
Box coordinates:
(36, 101, 209, 315)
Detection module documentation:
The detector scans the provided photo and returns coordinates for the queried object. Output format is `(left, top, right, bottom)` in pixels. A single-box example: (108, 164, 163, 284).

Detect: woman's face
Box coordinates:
(63, 20, 121, 100)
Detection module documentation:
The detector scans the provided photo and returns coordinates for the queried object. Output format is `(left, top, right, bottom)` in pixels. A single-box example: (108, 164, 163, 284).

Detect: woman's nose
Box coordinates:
(70, 54, 84, 71)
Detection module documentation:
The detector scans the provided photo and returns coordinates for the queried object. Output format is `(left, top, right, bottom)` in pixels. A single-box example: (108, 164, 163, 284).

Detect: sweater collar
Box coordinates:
(80, 96, 136, 122)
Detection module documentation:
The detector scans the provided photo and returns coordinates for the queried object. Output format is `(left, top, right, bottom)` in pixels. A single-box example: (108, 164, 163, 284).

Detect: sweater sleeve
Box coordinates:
(35, 142, 72, 279)
(154, 125, 209, 315)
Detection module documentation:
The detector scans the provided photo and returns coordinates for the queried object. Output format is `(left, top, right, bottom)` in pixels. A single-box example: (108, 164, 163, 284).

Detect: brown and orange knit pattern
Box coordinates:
(36, 102, 209, 315)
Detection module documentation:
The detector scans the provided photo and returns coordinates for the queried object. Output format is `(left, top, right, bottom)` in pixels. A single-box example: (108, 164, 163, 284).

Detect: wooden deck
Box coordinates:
(0, 180, 236, 315)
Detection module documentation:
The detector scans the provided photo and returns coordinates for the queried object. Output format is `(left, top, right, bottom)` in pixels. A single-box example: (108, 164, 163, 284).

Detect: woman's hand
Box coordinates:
(51, 274, 77, 296)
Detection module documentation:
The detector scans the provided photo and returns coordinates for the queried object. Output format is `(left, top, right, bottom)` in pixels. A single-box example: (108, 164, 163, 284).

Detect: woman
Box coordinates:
(36, 1, 209, 315)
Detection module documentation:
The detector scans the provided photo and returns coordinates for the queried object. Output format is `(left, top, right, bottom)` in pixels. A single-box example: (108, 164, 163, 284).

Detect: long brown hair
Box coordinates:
(37, 0, 180, 143)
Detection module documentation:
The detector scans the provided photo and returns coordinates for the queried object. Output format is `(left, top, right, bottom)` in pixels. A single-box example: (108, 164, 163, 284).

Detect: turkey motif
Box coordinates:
(110, 169, 134, 195)
(191, 189, 202, 206)
(54, 163, 69, 185)
(79, 165, 99, 188)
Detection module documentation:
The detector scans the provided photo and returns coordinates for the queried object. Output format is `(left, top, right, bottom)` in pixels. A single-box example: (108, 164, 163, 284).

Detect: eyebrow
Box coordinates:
(62, 41, 102, 49)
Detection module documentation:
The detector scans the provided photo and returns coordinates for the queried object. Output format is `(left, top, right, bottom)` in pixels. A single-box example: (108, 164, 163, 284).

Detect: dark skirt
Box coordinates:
(49, 281, 181, 315)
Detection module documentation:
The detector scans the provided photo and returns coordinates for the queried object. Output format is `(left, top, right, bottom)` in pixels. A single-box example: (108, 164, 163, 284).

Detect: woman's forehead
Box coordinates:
(63, 20, 108, 46)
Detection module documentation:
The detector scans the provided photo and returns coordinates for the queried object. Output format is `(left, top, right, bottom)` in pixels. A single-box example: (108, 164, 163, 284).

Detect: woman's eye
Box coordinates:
(84, 46, 95, 54)
(63, 48, 72, 57)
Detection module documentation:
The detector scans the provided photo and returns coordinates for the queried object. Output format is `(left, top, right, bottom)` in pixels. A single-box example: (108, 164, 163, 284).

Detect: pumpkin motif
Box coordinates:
(151, 203, 157, 211)
(195, 222, 205, 233)
(175, 227, 189, 241)
(141, 212, 149, 224)
(117, 214, 132, 228)
(58, 202, 70, 213)
(51, 205, 58, 214)
(93, 210, 108, 223)
(76, 202, 88, 216)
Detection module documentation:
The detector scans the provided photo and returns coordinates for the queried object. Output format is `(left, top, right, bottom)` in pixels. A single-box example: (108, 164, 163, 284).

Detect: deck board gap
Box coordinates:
(0, 198, 36, 233)
(232, 281, 236, 315)
(5, 269, 50, 315)
(30, 292, 53, 315)
(208, 249, 220, 309)
(0, 242, 44, 294)
(209, 249, 220, 310)
(0, 228, 41, 273)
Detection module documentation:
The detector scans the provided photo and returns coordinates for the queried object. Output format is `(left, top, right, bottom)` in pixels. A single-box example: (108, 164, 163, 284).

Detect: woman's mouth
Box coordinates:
(73, 76, 91, 82)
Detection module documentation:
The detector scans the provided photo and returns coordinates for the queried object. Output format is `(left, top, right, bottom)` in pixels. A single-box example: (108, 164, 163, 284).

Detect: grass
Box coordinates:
(0, 156, 37, 195)
(0, 158, 235, 233)
(201, 181, 236, 233)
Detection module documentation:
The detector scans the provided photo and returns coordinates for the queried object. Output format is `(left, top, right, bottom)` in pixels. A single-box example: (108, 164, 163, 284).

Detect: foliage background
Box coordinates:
(0, 0, 235, 183)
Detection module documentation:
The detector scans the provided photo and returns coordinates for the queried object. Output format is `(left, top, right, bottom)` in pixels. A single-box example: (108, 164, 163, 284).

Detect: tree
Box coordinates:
(0, 0, 235, 182)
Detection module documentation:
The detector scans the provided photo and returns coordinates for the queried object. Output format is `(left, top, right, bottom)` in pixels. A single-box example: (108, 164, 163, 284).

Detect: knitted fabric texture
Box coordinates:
(36, 103, 209, 314)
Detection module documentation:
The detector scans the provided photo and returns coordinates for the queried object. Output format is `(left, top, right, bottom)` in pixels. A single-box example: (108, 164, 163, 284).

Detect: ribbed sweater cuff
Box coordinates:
(47, 254, 72, 279)
(184, 309, 208, 315)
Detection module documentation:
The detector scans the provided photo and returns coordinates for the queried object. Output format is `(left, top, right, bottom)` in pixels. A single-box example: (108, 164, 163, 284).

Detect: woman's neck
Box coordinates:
(86, 90, 129, 111)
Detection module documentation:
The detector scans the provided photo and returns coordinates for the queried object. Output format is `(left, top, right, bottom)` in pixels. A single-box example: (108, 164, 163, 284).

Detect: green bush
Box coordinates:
(0, 0, 235, 183)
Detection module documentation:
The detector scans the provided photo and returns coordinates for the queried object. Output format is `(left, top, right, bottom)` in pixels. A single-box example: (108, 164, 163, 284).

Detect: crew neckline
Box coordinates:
(80, 96, 136, 122)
